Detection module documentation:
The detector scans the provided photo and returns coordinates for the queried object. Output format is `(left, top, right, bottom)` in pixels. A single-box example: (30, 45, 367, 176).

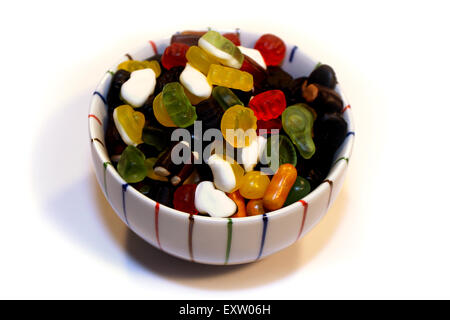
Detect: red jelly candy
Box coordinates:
(240, 54, 267, 86)
(254, 34, 286, 66)
(223, 33, 241, 46)
(257, 118, 282, 135)
(249, 90, 286, 121)
(173, 184, 198, 214)
(161, 43, 189, 70)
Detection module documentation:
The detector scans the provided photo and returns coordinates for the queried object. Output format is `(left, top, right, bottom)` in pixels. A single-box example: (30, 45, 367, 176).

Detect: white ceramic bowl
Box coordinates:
(89, 29, 355, 265)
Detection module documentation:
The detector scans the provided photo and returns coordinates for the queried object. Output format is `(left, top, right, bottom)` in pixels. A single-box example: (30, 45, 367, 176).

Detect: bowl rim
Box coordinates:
(88, 29, 355, 224)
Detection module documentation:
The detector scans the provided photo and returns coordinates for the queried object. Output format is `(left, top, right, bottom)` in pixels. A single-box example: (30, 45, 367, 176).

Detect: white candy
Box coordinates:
(240, 136, 267, 172)
(194, 181, 237, 218)
(180, 63, 212, 100)
(120, 68, 156, 108)
(198, 38, 242, 69)
(238, 46, 267, 70)
(207, 154, 236, 193)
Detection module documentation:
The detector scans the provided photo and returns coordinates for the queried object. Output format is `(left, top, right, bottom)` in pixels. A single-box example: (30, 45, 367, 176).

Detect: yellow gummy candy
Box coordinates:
(153, 92, 176, 127)
(118, 60, 161, 78)
(220, 105, 257, 148)
(114, 105, 145, 145)
(207, 64, 253, 92)
(186, 46, 220, 75)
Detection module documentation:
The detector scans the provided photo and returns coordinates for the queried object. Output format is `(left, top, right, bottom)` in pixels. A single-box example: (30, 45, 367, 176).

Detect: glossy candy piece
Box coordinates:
(254, 34, 286, 66)
(220, 105, 257, 148)
(240, 54, 267, 86)
(113, 105, 145, 146)
(302, 82, 343, 115)
(239, 171, 271, 200)
(173, 184, 198, 214)
(153, 92, 176, 127)
(198, 30, 244, 69)
(262, 134, 297, 173)
(195, 97, 224, 130)
(171, 33, 203, 47)
(247, 199, 265, 216)
(282, 104, 316, 159)
(313, 113, 348, 155)
(240, 135, 267, 172)
(161, 43, 189, 70)
(207, 64, 253, 92)
(180, 63, 212, 102)
(142, 126, 168, 151)
(118, 60, 161, 77)
(308, 64, 337, 89)
(284, 176, 311, 207)
(107, 69, 130, 111)
(117, 145, 147, 183)
(145, 157, 168, 182)
(255, 66, 293, 98)
(207, 154, 244, 193)
(238, 46, 266, 69)
(262, 163, 297, 211)
(194, 181, 237, 218)
(185, 45, 220, 75)
(227, 191, 246, 218)
(211, 86, 244, 110)
(249, 90, 286, 121)
(162, 82, 197, 128)
(120, 68, 157, 108)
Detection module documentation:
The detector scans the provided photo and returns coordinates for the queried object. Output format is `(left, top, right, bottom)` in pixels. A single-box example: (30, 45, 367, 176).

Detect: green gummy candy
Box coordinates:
(162, 82, 197, 128)
(200, 31, 244, 68)
(142, 126, 168, 151)
(282, 104, 316, 159)
(117, 145, 147, 183)
(262, 134, 297, 173)
(212, 86, 243, 110)
(284, 176, 311, 207)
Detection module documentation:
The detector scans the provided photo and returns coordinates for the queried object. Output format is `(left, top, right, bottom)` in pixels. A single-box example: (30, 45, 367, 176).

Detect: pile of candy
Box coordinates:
(104, 30, 348, 218)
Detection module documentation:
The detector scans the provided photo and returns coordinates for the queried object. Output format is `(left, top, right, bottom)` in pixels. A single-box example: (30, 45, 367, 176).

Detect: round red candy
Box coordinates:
(254, 34, 286, 66)
(161, 43, 189, 70)
(249, 90, 286, 121)
(173, 184, 198, 215)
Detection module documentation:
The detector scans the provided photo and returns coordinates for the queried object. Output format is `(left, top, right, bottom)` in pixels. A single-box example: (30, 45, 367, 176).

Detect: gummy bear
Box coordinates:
(198, 31, 244, 68)
(162, 82, 197, 128)
(282, 104, 316, 159)
(254, 34, 286, 66)
(249, 90, 286, 121)
(173, 184, 198, 214)
(239, 171, 271, 200)
(211, 86, 244, 111)
(220, 105, 258, 148)
(113, 105, 145, 146)
(185, 45, 220, 75)
(118, 60, 161, 77)
(222, 32, 241, 46)
(117, 145, 147, 183)
(207, 64, 253, 92)
(161, 43, 189, 70)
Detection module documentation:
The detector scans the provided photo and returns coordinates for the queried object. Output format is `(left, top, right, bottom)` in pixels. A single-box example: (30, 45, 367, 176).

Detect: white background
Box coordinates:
(1, 0, 450, 299)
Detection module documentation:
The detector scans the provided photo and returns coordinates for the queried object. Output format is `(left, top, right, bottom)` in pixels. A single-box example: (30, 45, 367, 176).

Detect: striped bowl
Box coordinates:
(89, 30, 355, 265)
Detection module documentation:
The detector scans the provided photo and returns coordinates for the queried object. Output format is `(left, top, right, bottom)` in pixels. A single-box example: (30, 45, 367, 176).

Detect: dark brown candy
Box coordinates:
(287, 77, 308, 105)
(146, 54, 162, 62)
(106, 69, 130, 111)
(308, 64, 337, 89)
(153, 142, 186, 177)
(231, 89, 253, 106)
(302, 82, 343, 115)
(240, 54, 267, 86)
(139, 179, 174, 207)
(170, 33, 203, 46)
(195, 97, 224, 130)
(313, 113, 348, 155)
(105, 116, 126, 159)
(155, 66, 184, 94)
(254, 66, 293, 101)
